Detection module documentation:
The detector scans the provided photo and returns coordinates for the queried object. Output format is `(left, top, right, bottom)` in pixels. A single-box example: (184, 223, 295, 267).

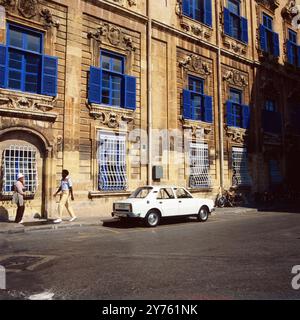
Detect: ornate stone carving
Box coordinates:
(255, 0, 279, 12)
(181, 117, 212, 138)
(223, 70, 248, 87)
(40, 8, 60, 29)
(179, 54, 212, 77)
(18, 0, 38, 19)
(88, 23, 136, 52)
(0, 89, 57, 121)
(225, 125, 248, 143)
(0, 0, 15, 9)
(111, 0, 136, 6)
(222, 37, 248, 55)
(87, 102, 134, 129)
(282, 1, 300, 28)
(175, 0, 212, 40)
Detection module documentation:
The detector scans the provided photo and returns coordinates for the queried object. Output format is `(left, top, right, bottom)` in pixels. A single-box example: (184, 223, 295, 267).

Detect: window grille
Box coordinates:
(189, 143, 211, 188)
(232, 147, 251, 186)
(1, 145, 37, 195)
(98, 132, 127, 191)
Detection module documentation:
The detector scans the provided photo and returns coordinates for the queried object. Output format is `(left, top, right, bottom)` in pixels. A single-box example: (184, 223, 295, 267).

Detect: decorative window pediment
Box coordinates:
(255, 0, 280, 12)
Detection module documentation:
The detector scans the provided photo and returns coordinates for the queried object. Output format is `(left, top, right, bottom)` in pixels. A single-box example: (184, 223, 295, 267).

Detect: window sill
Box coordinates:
(88, 191, 131, 199)
(188, 188, 213, 193)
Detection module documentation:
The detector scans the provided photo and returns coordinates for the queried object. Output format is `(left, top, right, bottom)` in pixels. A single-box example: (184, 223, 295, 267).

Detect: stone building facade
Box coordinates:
(0, 0, 299, 220)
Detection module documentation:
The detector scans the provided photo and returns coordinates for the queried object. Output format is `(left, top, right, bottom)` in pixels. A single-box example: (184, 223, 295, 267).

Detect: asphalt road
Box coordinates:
(0, 211, 300, 300)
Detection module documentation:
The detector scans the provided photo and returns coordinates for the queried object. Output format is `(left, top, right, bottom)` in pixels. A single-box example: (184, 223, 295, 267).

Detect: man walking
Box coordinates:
(53, 169, 77, 224)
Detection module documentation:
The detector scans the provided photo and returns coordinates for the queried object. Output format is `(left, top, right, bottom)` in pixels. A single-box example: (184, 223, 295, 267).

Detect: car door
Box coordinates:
(174, 188, 197, 215)
(156, 188, 178, 217)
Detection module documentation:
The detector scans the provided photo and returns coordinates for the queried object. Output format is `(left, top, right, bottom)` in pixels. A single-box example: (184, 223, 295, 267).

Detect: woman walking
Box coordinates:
(13, 173, 26, 224)
(53, 169, 77, 224)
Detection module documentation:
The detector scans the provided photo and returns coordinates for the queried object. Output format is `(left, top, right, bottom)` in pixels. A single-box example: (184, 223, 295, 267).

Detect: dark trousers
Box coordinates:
(15, 205, 25, 223)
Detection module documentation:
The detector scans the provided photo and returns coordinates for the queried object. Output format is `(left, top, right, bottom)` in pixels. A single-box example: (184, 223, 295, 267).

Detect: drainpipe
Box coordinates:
(147, 0, 152, 185)
(216, 2, 224, 189)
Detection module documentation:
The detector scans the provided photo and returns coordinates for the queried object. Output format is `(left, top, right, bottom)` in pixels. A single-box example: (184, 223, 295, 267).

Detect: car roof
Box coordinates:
(140, 185, 186, 190)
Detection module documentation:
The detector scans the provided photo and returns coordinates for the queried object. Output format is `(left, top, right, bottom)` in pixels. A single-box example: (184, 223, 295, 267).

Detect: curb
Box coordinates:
(215, 208, 259, 215)
(0, 219, 107, 235)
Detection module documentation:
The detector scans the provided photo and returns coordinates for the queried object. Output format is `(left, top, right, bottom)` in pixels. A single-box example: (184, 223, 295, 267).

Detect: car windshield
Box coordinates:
(129, 187, 153, 199)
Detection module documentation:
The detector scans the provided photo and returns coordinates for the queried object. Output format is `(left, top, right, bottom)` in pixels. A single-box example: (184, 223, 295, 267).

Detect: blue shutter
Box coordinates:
(204, 0, 212, 27)
(260, 25, 267, 52)
(273, 32, 280, 57)
(0, 44, 7, 89)
(224, 7, 231, 36)
(241, 17, 248, 44)
(182, 0, 189, 16)
(183, 89, 192, 120)
(297, 46, 300, 68)
(242, 104, 250, 129)
(124, 75, 136, 110)
(203, 95, 213, 123)
(226, 101, 233, 126)
(41, 55, 58, 97)
(88, 66, 102, 104)
(287, 40, 293, 64)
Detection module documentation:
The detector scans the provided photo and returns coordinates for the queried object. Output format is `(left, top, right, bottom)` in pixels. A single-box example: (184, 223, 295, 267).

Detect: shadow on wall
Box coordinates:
(0, 206, 9, 222)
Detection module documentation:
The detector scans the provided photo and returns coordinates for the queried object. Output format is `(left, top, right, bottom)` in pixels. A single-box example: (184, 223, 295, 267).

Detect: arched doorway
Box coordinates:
(0, 128, 51, 221)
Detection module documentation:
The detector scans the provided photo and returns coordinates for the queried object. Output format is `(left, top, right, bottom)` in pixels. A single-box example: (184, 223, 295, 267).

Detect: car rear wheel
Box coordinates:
(145, 210, 160, 227)
(198, 206, 209, 222)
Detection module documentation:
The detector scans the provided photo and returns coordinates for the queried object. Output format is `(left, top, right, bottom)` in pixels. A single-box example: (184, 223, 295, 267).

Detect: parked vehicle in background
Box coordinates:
(112, 186, 215, 227)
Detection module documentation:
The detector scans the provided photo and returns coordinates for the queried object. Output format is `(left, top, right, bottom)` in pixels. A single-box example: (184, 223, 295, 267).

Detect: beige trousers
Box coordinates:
(58, 191, 75, 219)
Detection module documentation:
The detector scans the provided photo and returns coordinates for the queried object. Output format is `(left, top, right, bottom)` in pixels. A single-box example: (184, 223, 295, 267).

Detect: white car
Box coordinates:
(112, 186, 215, 227)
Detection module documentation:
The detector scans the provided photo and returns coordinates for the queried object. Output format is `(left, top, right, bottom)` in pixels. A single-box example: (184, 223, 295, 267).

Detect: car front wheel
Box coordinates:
(145, 210, 160, 227)
(198, 206, 209, 222)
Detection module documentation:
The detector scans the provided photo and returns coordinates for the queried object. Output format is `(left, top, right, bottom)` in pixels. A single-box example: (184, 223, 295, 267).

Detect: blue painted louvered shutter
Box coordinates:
(41, 55, 58, 96)
(273, 32, 280, 57)
(88, 66, 102, 104)
(124, 75, 136, 110)
(297, 46, 300, 68)
(224, 7, 231, 36)
(183, 89, 192, 120)
(242, 104, 250, 129)
(260, 25, 267, 52)
(240, 17, 248, 44)
(287, 40, 293, 64)
(0, 44, 7, 89)
(226, 101, 233, 126)
(182, 0, 190, 16)
(204, 95, 213, 123)
(204, 0, 212, 27)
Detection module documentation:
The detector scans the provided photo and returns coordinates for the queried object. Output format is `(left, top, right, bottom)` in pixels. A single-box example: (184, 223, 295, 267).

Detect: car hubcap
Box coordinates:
(148, 213, 158, 226)
(200, 209, 207, 220)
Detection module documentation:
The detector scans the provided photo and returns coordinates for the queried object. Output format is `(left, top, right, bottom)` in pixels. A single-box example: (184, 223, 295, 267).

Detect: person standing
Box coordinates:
(53, 169, 77, 224)
(13, 173, 26, 224)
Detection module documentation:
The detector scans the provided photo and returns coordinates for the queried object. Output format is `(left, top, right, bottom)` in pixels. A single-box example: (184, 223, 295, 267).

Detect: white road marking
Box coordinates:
(28, 291, 54, 300)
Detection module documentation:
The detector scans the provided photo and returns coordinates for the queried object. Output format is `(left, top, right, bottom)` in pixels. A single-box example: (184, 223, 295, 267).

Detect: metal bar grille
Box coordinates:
(232, 147, 251, 186)
(1, 145, 37, 195)
(189, 143, 211, 188)
(98, 133, 127, 191)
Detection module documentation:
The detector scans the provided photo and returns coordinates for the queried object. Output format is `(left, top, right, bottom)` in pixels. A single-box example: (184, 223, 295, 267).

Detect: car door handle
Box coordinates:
(159, 201, 163, 204)
(178, 201, 182, 203)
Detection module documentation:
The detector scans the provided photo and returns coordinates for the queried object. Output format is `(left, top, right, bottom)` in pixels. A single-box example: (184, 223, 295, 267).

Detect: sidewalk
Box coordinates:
(0, 207, 258, 234)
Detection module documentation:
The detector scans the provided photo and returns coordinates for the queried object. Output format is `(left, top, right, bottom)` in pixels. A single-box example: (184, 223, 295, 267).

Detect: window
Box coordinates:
(157, 188, 175, 200)
(260, 14, 280, 57)
(232, 147, 251, 186)
(0, 23, 58, 96)
(269, 160, 283, 185)
(182, 0, 212, 27)
(287, 29, 300, 66)
(226, 88, 250, 129)
(265, 99, 276, 112)
(262, 100, 282, 134)
(189, 143, 211, 188)
(88, 50, 137, 110)
(98, 132, 127, 191)
(183, 76, 213, 122)
(129, 187, 152, 198)
(175, 188, 193, 199)
(224, 0, 248, 43)
(1, 145, 37, 195)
